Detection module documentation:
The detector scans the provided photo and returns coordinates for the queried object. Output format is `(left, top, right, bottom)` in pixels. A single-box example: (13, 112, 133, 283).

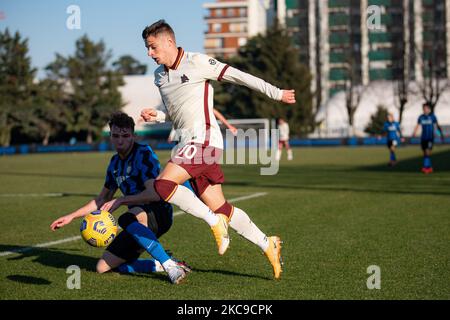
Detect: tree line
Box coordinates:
(213, 24, 315, 137)
(0, 26, 314, 147)
(0, 29, 146, 147)
(341, 3, 449, 137)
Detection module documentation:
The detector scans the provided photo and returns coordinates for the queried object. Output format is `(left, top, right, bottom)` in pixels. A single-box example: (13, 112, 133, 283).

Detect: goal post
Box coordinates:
(133, 118, 273, 152)
(218, 118, 271, 151)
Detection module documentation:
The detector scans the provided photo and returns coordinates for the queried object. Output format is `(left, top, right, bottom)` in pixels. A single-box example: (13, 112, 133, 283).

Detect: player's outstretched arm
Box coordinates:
(217, 64, 294, 103)
(412, 124, 420, 137)
(100, 179, 161, 213)
(197, 54, 297, 104)
(50, 187, 115, 231)
(436, 123, 445, 140)
(213, 109, 237, 136)
(281, 89, 296, 104)
(50, 215, 75, 231)
(141, 108, 167, 123)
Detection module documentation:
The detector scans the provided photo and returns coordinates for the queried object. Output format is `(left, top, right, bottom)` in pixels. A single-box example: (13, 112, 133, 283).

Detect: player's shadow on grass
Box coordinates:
(358, 148, 450, 173)
(1, 244, 99, 272)
(1, 245, 270, 282)
(192, 267, 271, 280)
(6, 274, 52, 285)
(1, 245, 160, 278)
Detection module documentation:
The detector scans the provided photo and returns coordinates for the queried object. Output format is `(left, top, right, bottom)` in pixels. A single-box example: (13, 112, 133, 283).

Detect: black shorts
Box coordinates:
(421, 139, 434, 150)
(387, 139, 398, 148)
(106, 201, 173, 262)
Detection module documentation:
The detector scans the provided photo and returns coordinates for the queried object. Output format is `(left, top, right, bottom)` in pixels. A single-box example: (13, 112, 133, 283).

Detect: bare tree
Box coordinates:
(392, 38, 409, 125)
(417, 57, 449, 113)
(343, 61, 364, 137)
(342, 1, 364, 137)
(415, 1, 449, 113)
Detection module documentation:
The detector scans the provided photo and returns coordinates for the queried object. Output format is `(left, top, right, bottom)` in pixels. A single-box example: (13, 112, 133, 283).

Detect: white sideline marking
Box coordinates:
(0, 236, 81, 257)
(0, 192, 268, 257)
(0, 193, 64, 197)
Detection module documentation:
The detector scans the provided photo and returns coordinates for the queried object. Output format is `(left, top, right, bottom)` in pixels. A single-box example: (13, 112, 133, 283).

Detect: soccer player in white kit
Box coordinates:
(140, 20, 296, 279)
(168, 109, 237, 143)
(276, 118, 293, 161)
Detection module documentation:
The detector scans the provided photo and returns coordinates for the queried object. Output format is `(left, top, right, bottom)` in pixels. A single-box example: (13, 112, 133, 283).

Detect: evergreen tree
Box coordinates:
(47, 35, 124, 143)
(365, 105, 389, 136)
(113, 55, 147, 75)
(22, 78, 68, 145)
(213, 23, 313, 136)
(0, 29, 37, 146)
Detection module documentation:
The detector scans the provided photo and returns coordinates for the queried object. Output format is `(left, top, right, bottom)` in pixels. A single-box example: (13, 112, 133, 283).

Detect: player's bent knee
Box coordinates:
(154, 179, 178, 202)
(128, 207, 148, 227)
(96, 259, 111, 274)
(135, 212, 148, 227)
(214, 202, 234, 220)
(118, 212, 138, 230)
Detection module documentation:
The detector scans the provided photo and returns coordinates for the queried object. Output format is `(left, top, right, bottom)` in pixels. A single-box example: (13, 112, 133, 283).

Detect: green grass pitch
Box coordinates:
(0, 146, 449, 300)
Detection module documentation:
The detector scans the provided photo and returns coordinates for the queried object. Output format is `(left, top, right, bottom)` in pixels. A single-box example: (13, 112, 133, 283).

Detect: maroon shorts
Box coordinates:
(169, 144, 224, 196)
(279, 140, 290, 149)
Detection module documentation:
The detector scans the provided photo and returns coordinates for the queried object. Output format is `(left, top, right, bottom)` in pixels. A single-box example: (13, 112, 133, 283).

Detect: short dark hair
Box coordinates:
(142, 19, 175, 41)
(423, 102, 431, 109)
(108, 112, 135, 133)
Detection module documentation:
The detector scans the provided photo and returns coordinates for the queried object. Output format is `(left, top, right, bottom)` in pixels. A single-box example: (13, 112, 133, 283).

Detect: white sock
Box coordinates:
(162, 259, 177, 271)
(287, 149, 293, 160)
(276, 149, 281, 161)
(169, 185, 219, 227)
(229, 207, 269, 251)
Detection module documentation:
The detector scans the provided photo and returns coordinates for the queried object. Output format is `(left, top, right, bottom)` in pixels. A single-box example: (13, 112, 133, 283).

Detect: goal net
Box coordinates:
(219, 118, 271, 151)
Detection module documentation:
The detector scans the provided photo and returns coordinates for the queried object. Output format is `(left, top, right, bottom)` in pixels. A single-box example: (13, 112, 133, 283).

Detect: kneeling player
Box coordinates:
(50, 112, 189, 284)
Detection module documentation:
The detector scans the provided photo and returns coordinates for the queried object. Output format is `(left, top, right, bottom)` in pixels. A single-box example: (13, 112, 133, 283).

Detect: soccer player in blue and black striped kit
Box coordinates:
(51, 112, 189, 284)
(382, 113, 403, 166)
(412, 103, 444, 174)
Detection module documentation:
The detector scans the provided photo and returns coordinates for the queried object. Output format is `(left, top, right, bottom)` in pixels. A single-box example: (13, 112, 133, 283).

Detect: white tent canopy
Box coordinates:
(315, 81, 450, 137)
(117, 75, 165, 132)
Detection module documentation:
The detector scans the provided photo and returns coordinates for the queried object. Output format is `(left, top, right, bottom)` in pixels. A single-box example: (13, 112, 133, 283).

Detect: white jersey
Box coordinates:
(168, 127, 179, 143)
(278, 122, 290, 141)
(154, 48, 283, 150)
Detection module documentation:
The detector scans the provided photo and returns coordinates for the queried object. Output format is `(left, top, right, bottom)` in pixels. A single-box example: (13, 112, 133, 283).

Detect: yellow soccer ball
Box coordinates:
(80, 210, 118, 247)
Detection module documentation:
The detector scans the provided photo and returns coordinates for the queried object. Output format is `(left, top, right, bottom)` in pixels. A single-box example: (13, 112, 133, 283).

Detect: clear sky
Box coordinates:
(0, 0, 210, 78)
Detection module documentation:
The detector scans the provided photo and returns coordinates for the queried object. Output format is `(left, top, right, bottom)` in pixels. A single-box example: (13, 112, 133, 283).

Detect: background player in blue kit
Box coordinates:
(382, 113, 403, 167)
(51, 112, 189, 284)
(412, 103, 444, 174)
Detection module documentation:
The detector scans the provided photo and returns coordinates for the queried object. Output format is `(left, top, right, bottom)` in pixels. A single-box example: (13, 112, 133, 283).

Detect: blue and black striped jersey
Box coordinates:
(417, 114, 438, 141)
(383, 121, 401, 141)
(104, 143, 160, 195)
